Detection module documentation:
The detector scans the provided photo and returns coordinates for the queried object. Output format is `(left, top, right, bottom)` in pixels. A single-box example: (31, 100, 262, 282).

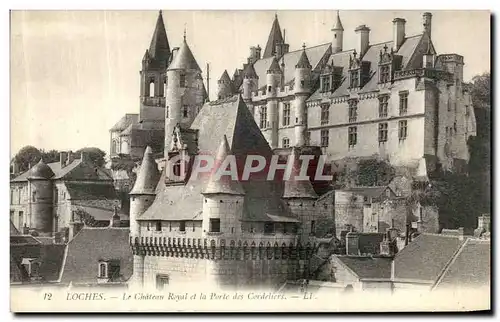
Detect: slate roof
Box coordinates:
(27, 159, 54, 180)
(167, 38, 201, 71)
(148, 11, 170, 63)
(307, 34, 425, 101)
(110, 114, 139, 132)
(10, 243, 66, 283)
(334, 255, 392, 279)
(282, 149, 318, 199)
(10, 221, 20, 236)
(393, 233, 464, 282)
(10, 235, 41, 245)
(130, 146, 160, 195)
(139, 95, 295, 223)
(263, 15, 284, 58)
(434, 239, 491, 289)
(60, 227, 133, 285)
(65, 182, 117, 200)
(295, 49, 312, 69)
(341, 186, 393, 199)
(332, 11, 344, 31)
(219, 69, 232, 82)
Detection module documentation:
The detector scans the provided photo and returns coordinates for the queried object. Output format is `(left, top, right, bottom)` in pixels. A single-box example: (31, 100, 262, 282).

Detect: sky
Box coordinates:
(10, 10, 490, 158)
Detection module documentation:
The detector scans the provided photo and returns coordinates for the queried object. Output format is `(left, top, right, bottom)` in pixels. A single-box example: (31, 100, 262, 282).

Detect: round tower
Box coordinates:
(242, 63, 259, 115)
(217, 70, 234, 100)
(129, 146, 161, 237)
(165, 35, 205, 158)
(293, 45, 312, 146)
(331, 10, 344, 54)
(266, 57, 282, 149)
(27, 159, 54, 233)
(201, 135, 245, 238)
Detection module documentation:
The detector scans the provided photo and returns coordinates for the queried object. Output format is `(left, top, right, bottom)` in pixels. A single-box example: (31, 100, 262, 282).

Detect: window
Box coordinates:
(264, 222, 275, 234)
(166, 106, 170, 118)
(311, 221, 316, 234)
(163, 79, 167, 98)
(268, 86, 272, 92)
(399, 91, 408, 115)
(179, 73, 186, 87)
(155, 221, 162, 231)
(10, 210, 14, 222)
(192, 222, 196, 232)
(283, 223, 288, 234)
(379, 65, 391, 83)
(321, 104, 329, 125)
(10, 189, 13, 205)
(259, 106, 267, 129)
(348, 126, 357, 148)
(320, 130, 329, 147)
(419, 206, 423, 222)
(182, 105, 189, 118)
(282, 138, 290, 148)
(348, 100, 358, 123)
(54, 188, 58, 204)
(350, 70, 359, 88)
(149, 81, 155, 98)
(378, 123, 388, 143)
(282, 103, 290, 126)
(169, 222, 172, 232)
(99, 262, 107, 278)
(209, 218, 221, 233)
(108, 261, 120, 280)
(322, 75, 331, 92)
(156, 274, 169, 291)
(18, 211, 23, 229)
(179, 221, 186, 232)
(378, 95, 389, 118)
(399, 120, 408, 140)
(32, 191, 36, 202)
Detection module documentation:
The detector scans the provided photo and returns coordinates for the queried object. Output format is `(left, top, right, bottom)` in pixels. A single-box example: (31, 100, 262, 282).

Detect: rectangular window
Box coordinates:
(348, 126, 357, 148)
(378, 123, 388, 143)
(179, 221, 186, 232)
(264, 222, 275, 234)
(18, 211, 23, 228)
(10, 190, 13, 205)
(155, 221, 162, 231)
(209, 218, 220, 233)
(399, 91, 408, 115)
(311, 220, 316, 234)
(156, 274, 169, 291)
(179, 74, 186, 87)
(320, 129, 329, 147)
(98, 262, 107, 278)
(399, 120, 408, 140)
(108, 261, 120, 280)
(283, 223, 288, 234)
(320, 103, 329, 125)
(192, 222, 196, 232)
(166, 106, 170, 118)
(259, 106, 267, 129)
(380, 65, 391, 83)
(282, 103, 290, 126)
(10, 210, 14, 222)
(350, 70, 359, 88)
(282, 138, 290, 148)
(54, 188, 58, 204)
(378, 95, 389, 118)
(322, 75, 331, 92)
(32, 191, 36, 202)
(348, 99, 358, 123)
(182, 105, 189, 118)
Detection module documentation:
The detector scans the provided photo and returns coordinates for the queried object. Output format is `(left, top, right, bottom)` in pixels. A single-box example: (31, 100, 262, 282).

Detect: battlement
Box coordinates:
(130, 236, 317, 261)
(438, 54, 464, 64)
(252, 85, 295, 100)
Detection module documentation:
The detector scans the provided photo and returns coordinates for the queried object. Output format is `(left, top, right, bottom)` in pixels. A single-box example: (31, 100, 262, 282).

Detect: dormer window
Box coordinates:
(379, 65, 391, 83)
(349, 70, 359, 88)
(321, 103, 330, 125)
(21, 258, 41, 280)
(321, 75, 332, 92)
(97, 260, 121, 283)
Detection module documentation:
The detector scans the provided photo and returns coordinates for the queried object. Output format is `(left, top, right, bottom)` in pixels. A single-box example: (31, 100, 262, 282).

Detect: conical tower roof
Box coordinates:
(218, 70, 232, 83)
(167, 37, 201, 71)
(242, 63, 258, 79)
(130, 146, 161, 195)
(28, 158, 54, 180)
(332, 10, 344, 31)
(263, 14, 284, 58)
(282, 149, 318, 199)
(267, 57, 282, 74)
(202, 135, 245, 196)
(149, 11, 171, 61)
(295, 46, 312, 69)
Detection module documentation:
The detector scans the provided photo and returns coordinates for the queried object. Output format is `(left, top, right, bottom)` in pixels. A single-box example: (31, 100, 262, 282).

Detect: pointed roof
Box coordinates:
(295, 46, 312, 69)
(167, 38, 201, 71)
(202, 135, 245, 196)
(28, 159, 55, 180)
(242, 63, 258, 79)
(263, 14, 284, 58)
(148, 10, 171, 61)
(332, 10, 344, 31)
(267, 57, 282, 74)
(130, 146, 161, 195)
(218, 70, 232, 83)
(282, 149, 318, 199)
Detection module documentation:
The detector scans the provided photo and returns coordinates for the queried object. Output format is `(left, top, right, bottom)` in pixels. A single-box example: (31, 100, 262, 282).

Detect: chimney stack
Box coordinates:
(345, 232, 360, 256)
(392, 18, 406, 51)
(59, 152, 68, 168)
(67, 151, 74, 165)
(110, 206, 121, 227)
(423, 12, 432, 39)
(355, 25, 370, 58)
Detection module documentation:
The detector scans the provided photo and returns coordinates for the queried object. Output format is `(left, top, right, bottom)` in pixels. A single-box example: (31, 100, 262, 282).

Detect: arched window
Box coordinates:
(166, 106, 170, 118)
(163, 78, 167, 98)
(99, 262, 107, 278)
(149, 80, 155, 98)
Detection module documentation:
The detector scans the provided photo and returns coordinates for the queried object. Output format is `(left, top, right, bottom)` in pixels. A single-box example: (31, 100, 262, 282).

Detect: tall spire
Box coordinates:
(332, 10, 344, 31)
(148, 10, 171, 62)
(295, 46, 312, 69)
(263, 13, 284, 58)
(130, 146, 161, 195)
(167, 36, 201, 71)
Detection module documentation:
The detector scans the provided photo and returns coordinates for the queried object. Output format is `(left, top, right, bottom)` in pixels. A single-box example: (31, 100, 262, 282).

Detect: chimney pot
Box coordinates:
(392, 18, 406, 51)
(59, 152, 68, 168)
(355, 25, 371, 57)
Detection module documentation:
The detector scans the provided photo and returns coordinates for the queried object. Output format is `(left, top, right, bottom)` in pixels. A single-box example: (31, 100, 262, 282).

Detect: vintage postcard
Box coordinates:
(9, 9, 491, 312)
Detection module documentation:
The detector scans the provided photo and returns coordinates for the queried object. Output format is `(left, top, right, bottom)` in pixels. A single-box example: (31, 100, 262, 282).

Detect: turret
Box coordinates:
(423, 12, 432, 39)
(202, 136, 245, 237)
(263, 14, 284, 58)
(129, 146, 161, 237)
(331, 10, 344, 54)
(164, 34, 206, 158)
(266, 57, 282, 149)
(242, 63, 258, 102)
(217, 70, 234, 100)
(294, 44, 312, 146)
(27, 159, 54, 233)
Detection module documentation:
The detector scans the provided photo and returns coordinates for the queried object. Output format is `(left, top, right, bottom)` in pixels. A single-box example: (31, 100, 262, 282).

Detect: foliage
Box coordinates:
(75, 147, 107, 167)
(469, 72, 491, 110)
(356, 158, 395, 186)
(13, 146, 42, 173)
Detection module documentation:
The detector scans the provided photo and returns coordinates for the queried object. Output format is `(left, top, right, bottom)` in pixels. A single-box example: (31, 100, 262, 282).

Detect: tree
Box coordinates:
(356, 158, 395, 186)
(75, 147, 107, 167)
(40, 149, 60, 164)
(13, 146, 42, 173)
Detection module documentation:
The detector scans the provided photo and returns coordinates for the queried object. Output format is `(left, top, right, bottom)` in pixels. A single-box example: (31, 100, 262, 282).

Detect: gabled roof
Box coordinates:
(167, 38, 201, 71)
(295, 49, 312, 69)
(263, 14, 284, 58)
(148, 11, 170, 63)
(130, 146, 160, 195)
(60, 227, 133, 285)
(140, 95, 294, 223)
(110, 114, 138, 132)
(333, 255, 392, 279)
(339, 186, 393, 199)
(65, 182, 118, 200)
